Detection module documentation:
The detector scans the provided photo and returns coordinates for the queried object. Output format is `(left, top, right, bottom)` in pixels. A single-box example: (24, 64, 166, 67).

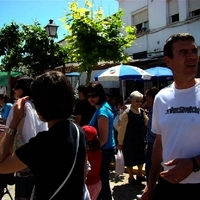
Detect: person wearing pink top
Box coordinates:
(82, 125, 102, 200)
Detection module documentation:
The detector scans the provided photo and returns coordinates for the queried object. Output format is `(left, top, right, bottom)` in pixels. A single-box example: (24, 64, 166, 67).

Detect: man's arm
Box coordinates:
(141, 134, 163, 200)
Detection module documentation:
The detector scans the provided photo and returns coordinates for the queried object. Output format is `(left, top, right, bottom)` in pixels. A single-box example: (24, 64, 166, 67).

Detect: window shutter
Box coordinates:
(189, 0, 200, 12)
(168, 0, 179, 16)
(133, 10, 148, 25)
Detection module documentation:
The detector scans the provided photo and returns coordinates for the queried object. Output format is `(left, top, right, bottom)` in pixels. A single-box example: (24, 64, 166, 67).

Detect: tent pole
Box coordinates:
(121, 80, 125, 103)
(157, 78, 159, 90)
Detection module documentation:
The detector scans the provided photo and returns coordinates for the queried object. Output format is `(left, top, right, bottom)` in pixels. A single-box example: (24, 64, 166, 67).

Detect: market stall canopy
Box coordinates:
(94, 64, 152, 103)
(145, 66, 173, 89)
(145, 66, 173, 81)
(65, 72, 80, 77)
(0, 71, 23, 86)
(94, 64, 152, 81)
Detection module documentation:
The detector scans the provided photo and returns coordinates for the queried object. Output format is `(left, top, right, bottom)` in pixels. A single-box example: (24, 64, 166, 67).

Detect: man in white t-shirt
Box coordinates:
(141, 33, 200, 200)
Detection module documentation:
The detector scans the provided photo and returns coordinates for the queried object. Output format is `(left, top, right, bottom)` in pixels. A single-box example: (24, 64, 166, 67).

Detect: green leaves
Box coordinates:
(62, 0, 136, 83)
(0, 21, 70, 76)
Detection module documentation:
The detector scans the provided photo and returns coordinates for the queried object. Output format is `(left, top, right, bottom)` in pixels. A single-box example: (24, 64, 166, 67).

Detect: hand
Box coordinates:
(117, 144, 123, 150)
(9, 97, 29, 129)
(140, 186, 153, 200)
(160, 158, 193, 183)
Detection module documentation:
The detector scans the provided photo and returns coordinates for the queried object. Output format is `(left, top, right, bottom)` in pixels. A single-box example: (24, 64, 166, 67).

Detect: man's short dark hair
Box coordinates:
(146, 86, 158, 100)
(30, 71, 74, 121)
(77, 85, 87, 97)
(163, 33, 196, 59)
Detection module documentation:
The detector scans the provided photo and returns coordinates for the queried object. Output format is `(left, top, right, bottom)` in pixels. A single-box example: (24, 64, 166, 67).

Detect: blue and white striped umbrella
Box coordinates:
(94, 64, 152, 81)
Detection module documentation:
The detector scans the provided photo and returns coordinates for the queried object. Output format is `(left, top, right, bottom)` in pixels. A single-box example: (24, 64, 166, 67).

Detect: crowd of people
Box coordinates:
(0, 32, 199, 200)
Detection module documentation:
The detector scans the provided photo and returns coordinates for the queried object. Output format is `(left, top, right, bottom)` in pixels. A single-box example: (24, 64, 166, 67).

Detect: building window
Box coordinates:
(132, 9, 149, 34)
(168, 0, 179, 23)
(188, 0, 200, 17)
(169, 13, 179, 23)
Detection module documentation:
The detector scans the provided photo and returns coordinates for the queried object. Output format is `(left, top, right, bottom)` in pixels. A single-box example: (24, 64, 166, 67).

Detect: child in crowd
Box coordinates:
(82, 125, 102, 200)
(0, 94, 13, 125)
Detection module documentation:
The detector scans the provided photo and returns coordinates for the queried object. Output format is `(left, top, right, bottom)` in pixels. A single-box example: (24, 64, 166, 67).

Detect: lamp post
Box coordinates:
(45, 19, 59, 69)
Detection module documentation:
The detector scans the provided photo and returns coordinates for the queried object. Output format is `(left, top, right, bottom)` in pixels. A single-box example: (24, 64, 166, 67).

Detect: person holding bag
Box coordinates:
(87, 82, 116, 200)
(0, 71, 87, 199)
(117, 90, 148, 185)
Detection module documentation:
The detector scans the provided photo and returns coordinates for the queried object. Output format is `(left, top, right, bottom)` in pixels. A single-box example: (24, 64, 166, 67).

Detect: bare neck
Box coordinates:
(174, 78, 198, 89)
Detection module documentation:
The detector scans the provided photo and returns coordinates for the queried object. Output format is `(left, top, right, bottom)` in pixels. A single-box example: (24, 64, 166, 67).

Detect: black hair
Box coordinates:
(0, 94, 12, 104)
(14, 76, 34, 99)
(77, 85, 87, 97)
(146, 86, 158, 100)
(164, 33, 196, 59)
(86, 81, 107, 105)
(30, 71, 74, 121)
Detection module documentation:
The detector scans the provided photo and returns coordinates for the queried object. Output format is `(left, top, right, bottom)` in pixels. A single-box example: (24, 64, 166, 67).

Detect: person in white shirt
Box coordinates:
(141, 33, 200, 200)
(6, 76, 48, 200)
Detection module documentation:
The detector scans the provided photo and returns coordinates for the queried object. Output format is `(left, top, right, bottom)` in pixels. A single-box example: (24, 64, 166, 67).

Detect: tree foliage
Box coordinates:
(0, 21, 70, 97)
(0, 21, 70, 76)
(61, 0, 136, 83)
(0, 22, 23, 71)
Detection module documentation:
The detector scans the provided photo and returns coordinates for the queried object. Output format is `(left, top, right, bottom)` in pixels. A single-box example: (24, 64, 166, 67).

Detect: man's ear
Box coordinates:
(164, 56, 172, 69)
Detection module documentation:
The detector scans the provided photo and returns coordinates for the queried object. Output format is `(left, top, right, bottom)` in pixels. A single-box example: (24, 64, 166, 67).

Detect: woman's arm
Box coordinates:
(98, 116, 109, 147)
(0, 145, 27, 174)
(0, 97, 28, 173)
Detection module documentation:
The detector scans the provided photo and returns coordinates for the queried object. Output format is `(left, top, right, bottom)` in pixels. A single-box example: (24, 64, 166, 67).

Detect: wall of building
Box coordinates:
(118, 0, 200, 57)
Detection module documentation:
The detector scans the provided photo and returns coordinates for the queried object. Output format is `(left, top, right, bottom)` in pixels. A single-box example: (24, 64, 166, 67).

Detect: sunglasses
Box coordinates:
(87, 93, 98, 98)
(13, 85, 20, 90)
(135, 100, 143, 103)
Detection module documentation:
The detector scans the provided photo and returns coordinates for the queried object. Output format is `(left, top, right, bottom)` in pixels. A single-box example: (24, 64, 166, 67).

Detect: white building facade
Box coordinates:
(58, 0, 200, 99)
(118, 0, 200, 59)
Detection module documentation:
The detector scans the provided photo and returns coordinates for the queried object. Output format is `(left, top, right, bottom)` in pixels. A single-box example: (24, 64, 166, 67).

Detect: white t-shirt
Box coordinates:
(152, 81, 200, 183)
(6, 101, 48, 147)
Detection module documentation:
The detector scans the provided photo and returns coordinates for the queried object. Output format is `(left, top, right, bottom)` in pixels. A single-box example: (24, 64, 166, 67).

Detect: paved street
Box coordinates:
(110, 170, 146, 200)
(2, 169, 146, 200)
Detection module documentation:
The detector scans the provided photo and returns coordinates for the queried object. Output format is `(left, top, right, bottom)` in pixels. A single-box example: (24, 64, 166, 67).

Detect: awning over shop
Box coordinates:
(0, 71, 22, 86)
(65, 72, 80, 77)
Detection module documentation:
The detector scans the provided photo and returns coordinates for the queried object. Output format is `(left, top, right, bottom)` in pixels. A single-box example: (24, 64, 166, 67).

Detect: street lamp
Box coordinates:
(45, 19, 59, 69)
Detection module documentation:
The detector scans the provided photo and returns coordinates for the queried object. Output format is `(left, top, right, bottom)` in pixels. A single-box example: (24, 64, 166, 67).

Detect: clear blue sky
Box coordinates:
(0, 0, 119, 41)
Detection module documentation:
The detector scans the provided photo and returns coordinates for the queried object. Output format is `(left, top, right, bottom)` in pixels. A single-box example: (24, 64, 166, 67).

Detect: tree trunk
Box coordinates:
(86, 70, 92, 85)
(7, 71, 11, 98)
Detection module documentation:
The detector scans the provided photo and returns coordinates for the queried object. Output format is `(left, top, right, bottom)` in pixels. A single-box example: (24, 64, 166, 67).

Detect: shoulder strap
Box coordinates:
(49, 122, 80, 200)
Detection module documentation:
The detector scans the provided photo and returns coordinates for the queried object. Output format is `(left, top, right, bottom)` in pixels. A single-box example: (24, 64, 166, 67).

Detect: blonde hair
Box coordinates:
(129, 90, 143, 100)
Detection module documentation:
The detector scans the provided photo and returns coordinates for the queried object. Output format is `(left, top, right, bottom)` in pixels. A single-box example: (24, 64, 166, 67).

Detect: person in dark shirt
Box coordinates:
(74, 85, 96, 126)
(0, 71, 87, 200)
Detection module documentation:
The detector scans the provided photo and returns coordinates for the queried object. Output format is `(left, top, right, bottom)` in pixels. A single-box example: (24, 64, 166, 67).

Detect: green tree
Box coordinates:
(0, 21, 70, 96)
(22, 22, 70, 76)
(0, 22, 23, 97)
(21, 22, 51, 75)
(62, 0, 136, 84)
(0, 21, 70, 76)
